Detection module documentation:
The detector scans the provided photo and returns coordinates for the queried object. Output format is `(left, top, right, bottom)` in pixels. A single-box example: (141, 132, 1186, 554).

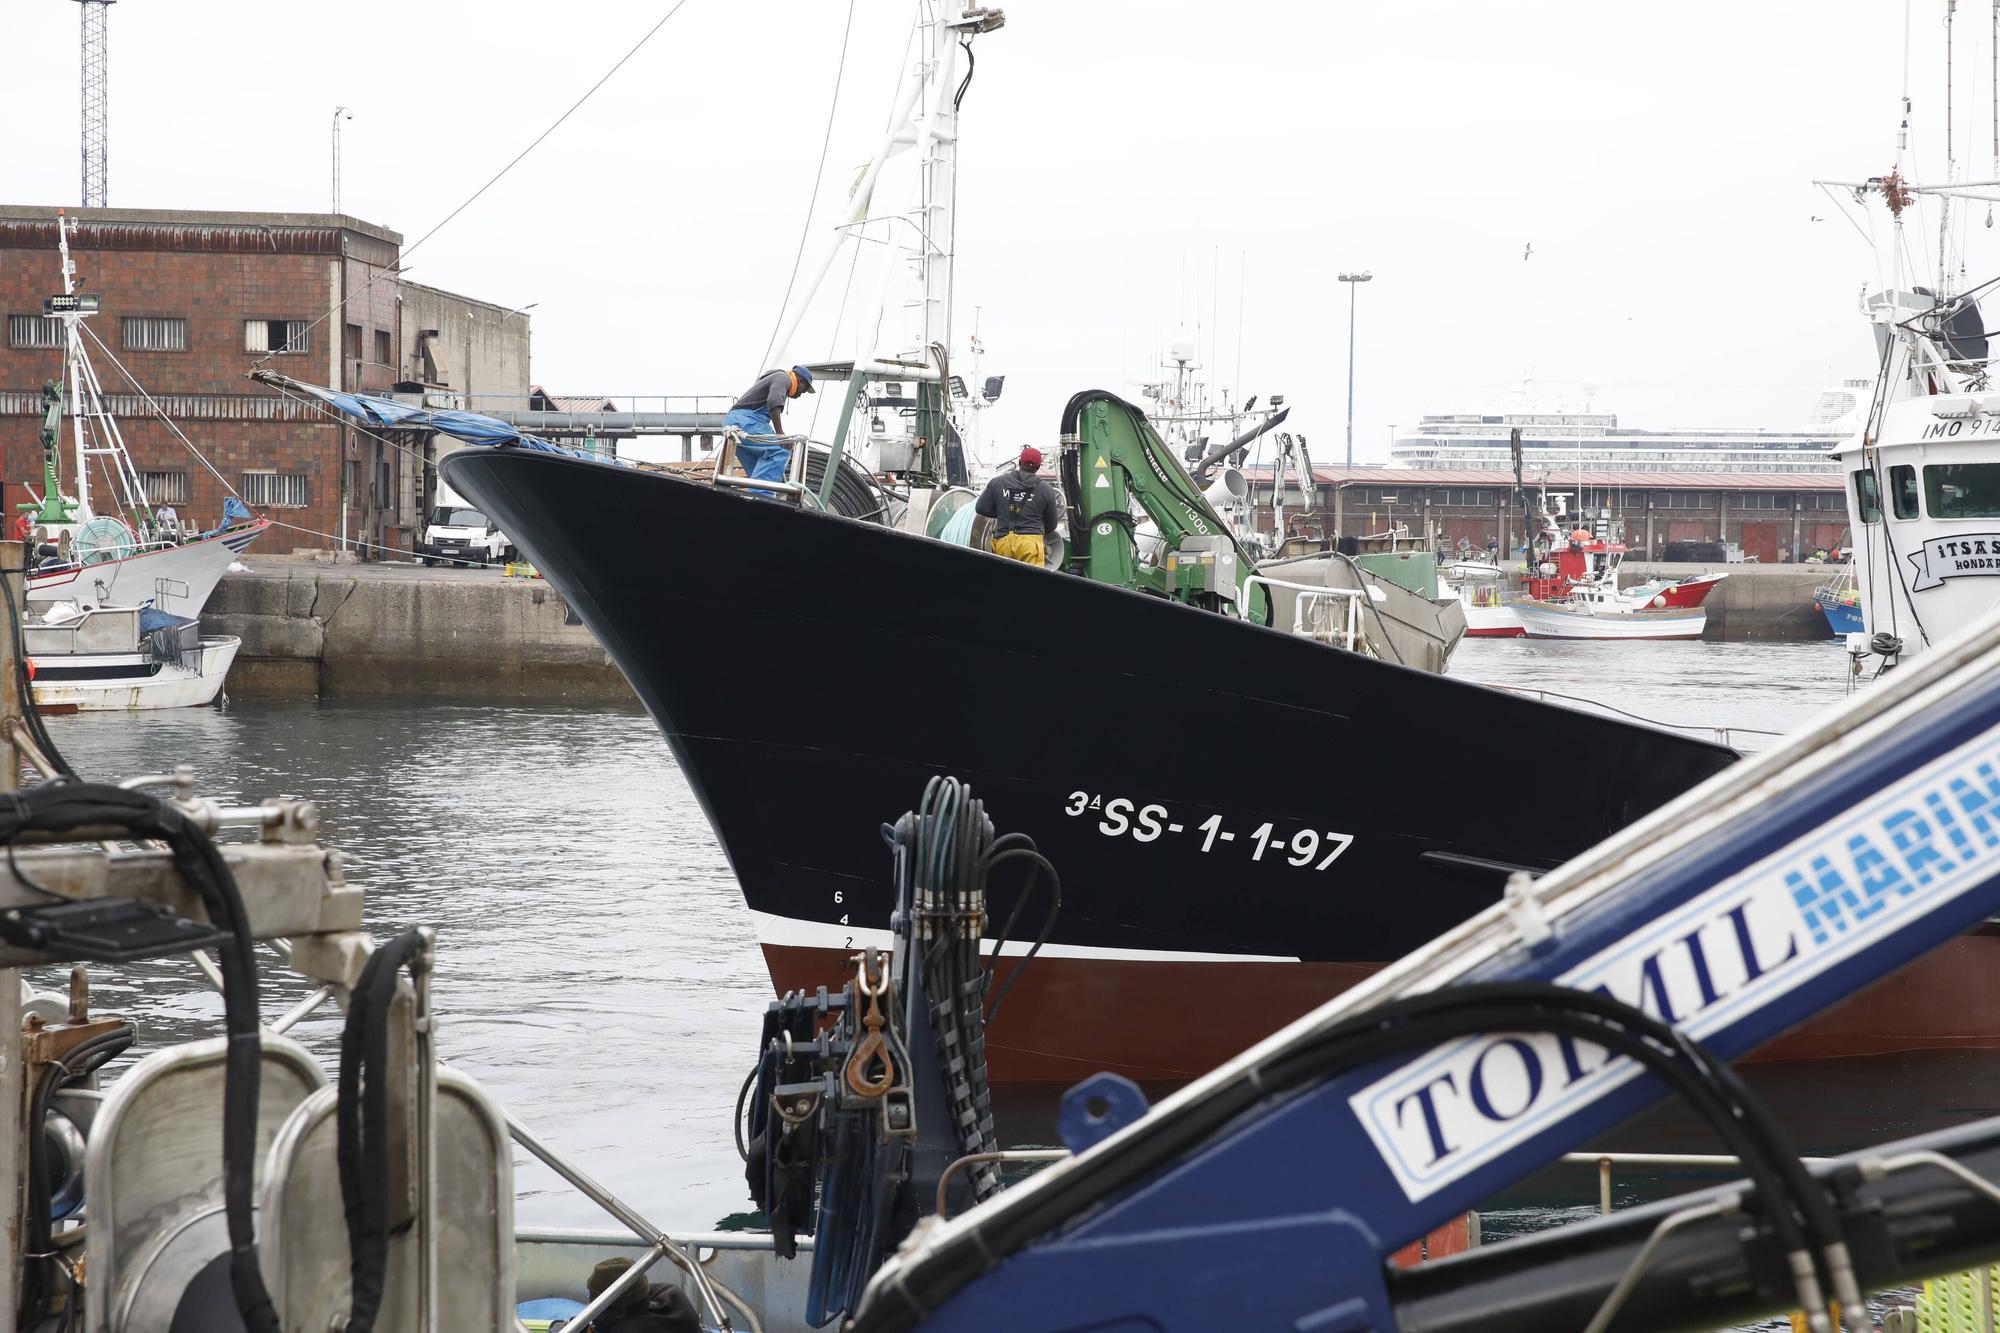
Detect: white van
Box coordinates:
(417, 471, 513, 567)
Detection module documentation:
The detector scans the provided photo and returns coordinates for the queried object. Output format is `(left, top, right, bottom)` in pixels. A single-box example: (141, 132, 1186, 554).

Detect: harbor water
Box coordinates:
(38, 638, 1983, 1284)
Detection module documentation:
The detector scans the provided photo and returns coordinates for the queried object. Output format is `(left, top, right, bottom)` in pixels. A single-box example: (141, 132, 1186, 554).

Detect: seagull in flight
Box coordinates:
(1523, 242, 1533, 260)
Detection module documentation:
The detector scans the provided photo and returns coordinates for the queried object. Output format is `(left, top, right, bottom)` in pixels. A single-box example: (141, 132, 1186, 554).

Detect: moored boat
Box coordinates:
(21, 213, 269, 617)
(436, 9, 1749, 1080)
(25, 604, 239, 712)
(1814, 561, 1865, 635)
(445, 444, 1738, 1081)
(1514, 599, 1709, 640)
(25, 521, 267, 616)
(1444, 578, 1524, 637)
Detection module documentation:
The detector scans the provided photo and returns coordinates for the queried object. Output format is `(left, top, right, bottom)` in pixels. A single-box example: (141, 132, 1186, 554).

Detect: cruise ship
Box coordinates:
(1389, 379, 1868, 473)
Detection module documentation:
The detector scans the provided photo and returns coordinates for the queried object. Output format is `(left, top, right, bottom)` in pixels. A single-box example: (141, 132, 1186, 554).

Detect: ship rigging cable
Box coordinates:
(251, 0, 697, 371)
(96, 365, 505, 568)
(755, 0, 858, 375)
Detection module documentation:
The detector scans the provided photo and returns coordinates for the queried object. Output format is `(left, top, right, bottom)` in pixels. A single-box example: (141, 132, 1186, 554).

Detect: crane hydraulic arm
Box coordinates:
(27, 380, 75, 526)
(1057, 390, 1269, 624)
(855, 606, 2000, 1333)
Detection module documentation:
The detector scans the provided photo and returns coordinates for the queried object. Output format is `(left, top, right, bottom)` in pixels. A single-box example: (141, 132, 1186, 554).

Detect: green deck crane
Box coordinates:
(1056, 390, 1269, 625)
(24, 381, 78, 527)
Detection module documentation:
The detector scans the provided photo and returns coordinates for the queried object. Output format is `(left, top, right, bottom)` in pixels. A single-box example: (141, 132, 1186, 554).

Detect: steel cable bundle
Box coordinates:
(903, 779, 1062, 1207)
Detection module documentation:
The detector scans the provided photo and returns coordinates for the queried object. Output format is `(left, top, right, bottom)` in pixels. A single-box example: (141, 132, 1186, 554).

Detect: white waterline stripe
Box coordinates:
(750, 911, 1300, 965)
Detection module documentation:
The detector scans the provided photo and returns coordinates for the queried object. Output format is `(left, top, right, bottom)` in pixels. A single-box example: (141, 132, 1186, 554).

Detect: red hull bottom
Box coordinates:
(1463, 627, 1527, 638)
(764, 930, 2000, 1082)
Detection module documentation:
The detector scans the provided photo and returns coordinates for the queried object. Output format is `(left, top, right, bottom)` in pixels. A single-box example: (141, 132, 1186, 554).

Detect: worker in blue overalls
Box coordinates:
(725, 365, 815, 483)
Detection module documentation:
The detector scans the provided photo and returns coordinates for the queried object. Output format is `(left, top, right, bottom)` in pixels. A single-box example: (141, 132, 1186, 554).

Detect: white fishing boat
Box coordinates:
(21, 214, 269, 616)
(1513, 599, 1708, 640)
(1832, 269, 2000, 666)
(1450, 586, 1524, 637)
(25, 604, 240, 712)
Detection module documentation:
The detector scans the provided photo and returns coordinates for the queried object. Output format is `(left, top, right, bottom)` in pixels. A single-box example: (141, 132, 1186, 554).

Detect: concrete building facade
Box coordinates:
(1248, 466, 1853, 563)
(0, 205, 527, 557)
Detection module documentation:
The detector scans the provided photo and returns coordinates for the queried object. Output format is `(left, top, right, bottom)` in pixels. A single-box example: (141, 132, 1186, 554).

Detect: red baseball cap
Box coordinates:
(1019, 446, 1043, 468)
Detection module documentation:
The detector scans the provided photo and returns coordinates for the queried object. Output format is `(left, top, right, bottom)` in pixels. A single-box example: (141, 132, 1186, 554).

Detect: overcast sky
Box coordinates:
(4, 1, 1980, 465)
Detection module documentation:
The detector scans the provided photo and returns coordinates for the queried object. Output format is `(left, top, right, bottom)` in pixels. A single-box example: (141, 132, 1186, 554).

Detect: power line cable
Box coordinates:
(252, 0, 698, 370)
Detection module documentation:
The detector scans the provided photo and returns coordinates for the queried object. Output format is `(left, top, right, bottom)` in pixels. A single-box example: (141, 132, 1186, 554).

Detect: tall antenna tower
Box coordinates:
(75, 0, 114, 208)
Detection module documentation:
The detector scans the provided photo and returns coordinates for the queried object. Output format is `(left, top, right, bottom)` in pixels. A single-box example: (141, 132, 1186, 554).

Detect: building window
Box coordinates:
(1924, 462, 2000, 518)
(122, 316, 187, 352)
(343, 323, 363, 361)
(374, 329, 391, 365)
(241, 470, 309, 508)
(8, 315, 62, 349)
(1809, 491, 1846, 510)
(244, 319, 310, 355)
(141, 471, 190, 505)
(1732, 492, 1785, 511)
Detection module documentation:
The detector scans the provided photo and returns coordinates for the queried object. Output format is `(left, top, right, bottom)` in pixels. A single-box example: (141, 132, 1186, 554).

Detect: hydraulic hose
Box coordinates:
(0, 784, 275, 1331)
(337, 928, 429, 1333)
(801, 446, 888, 523)
(20, 1022, 133, 1329)
(0, 568, 74, 778)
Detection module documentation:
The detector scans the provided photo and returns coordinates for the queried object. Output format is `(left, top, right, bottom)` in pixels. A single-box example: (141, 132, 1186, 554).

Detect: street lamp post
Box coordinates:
(332, 107, 352, 215)
(1338, 270, 1373, 467)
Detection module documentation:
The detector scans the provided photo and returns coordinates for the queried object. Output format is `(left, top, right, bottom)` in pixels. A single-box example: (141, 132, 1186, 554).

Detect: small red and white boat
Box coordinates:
(1439, 496, 1728, 640)
(1516, 527, 1727, 639)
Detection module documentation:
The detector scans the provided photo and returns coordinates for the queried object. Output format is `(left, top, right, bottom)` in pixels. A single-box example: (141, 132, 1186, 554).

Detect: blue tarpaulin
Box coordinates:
(255, 373, 619, 463)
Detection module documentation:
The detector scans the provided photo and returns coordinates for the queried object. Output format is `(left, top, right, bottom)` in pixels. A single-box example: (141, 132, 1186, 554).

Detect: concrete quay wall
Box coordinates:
(204, 557, 1838, 702)
(206, 560, 635, 699)
(1622, 562, 1833, 640)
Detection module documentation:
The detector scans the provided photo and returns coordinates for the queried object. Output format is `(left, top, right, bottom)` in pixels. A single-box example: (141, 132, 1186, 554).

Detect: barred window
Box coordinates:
(122, 317, 187, 352)
(141, 471, 189, 505)
(9, 315, 62, 349)
(244, 319, 310, 355)
(241, 470, 308, 508)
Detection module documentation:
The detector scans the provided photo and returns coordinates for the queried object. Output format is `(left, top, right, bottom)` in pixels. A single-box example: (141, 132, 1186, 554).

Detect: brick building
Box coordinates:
(1247, 467, 1853, 563)
(0, 205, 528, 557)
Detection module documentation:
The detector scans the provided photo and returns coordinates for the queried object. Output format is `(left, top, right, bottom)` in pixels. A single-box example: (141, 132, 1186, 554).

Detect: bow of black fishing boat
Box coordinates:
(444, 447, 1740, 1079)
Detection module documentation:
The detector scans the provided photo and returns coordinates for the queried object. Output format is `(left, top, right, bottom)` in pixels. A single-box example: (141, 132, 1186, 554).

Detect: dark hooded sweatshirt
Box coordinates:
(975, 466, 1060, 536)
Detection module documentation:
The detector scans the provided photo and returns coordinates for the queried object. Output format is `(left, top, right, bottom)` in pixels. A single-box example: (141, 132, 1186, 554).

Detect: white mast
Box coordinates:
(765, 6, 1003, 381)
(52, 213, 150, 528)
(57, 216, 91, 518)
(912, 11, 963, 364)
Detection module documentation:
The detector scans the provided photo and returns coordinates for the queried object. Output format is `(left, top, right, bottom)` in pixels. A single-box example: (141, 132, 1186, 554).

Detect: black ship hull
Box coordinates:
(444, 450, 1738, 1079)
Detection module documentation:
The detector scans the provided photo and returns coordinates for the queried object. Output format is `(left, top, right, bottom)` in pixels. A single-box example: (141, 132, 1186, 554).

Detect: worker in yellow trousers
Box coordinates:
(976, 445, 1060, 568)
